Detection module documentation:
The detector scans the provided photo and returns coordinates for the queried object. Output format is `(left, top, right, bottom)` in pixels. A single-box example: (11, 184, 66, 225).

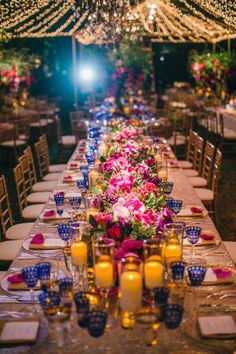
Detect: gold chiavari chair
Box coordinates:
(39, 134, 66, 172)
(0, 174, 34, 240)
(70, 111, 87, 140)
(18, 154, 50, 204)
(55, 117, 77, 162)
(179, 130, 197, 169)
(184, 134, 204, 177)
(167, 109, 189, 154)
(13, 164, 44, 221)
(24, 147, 57, 192)
(34, 139, 62, 181)
(195, 148, 222, 218)
(188, 141, 215, 188)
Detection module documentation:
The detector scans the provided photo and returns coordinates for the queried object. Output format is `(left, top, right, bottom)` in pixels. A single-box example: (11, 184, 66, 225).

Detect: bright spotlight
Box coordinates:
(78, 66, 95, 82)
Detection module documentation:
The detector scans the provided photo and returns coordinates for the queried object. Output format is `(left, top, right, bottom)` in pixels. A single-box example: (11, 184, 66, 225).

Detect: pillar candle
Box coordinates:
(88, 171, 99, 190)
(94, 261, 113, 289)
(158, 169, 168, 181)
(71, 241, 88, 266)
(144, 261, 164, 289)
(120, 271, 142, 312)
(165, 244, 182, 265)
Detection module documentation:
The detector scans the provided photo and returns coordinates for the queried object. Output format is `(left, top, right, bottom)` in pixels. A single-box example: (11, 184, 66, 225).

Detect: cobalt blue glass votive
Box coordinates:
(79, 165, 89, 173)
(170, 199, 183, 215)
(76, 178, 86, 190)
(161, 182, 174, 195)
(185, 226, 202, 245)
(74, 292, 90, 315)
(21, 266, 39, 288)
(54, 193, 65, 207)
(87, 310, 107, 338)
(164, 304, 184, 329)
(171, 261, 186, 281)
(39, 291, 61, 309)
(58, 277, 73, 293)
(35, 262, 51, 281)
(57, 224, 72, 242)
(82, 172, 89, 189)
(85, 155, 95, 164)
(187, 266, 206, 286)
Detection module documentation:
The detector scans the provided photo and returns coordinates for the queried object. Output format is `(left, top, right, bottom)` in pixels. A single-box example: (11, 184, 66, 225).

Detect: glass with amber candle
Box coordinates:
(157, 160, 168, 181)
(84, 195, 100, 222)
(143, 238, 165, 306)
(93, 238, 115, 310)
(163, 223, 184, 267)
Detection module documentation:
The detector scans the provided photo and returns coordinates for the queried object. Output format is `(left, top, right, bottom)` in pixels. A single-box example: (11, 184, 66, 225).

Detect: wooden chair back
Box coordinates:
(55, 117, 62, 144)
(212, 148, 223, 197)
(186, 130, 197, 164)
(13, 164, 27, 215)
(201, 141, 215, 188)
(0, 175, 14, 236)
(193, 135, 204, 174)
(18, 154, 32, 196)
(24, 147, 38, 185)
(34, 139, 48, 179)
(39, 134, 51, 168)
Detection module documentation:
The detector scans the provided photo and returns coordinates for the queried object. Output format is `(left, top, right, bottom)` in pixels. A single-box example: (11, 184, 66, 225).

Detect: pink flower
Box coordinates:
(108, 225, 121, 240)
(95, 212, 113, 225)
(124, 198, 145, 213)
(138, 182, 158, 198)
(113, 198, 131, 220)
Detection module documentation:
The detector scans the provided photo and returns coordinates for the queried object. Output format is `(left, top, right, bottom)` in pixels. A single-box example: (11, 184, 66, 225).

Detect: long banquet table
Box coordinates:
(0, 138, 235, 354)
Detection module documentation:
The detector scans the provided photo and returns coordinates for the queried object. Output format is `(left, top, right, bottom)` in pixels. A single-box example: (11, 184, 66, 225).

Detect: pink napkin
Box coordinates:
(212, 268, 232, 279)
(191, 207, 203, 214)
(78, 148, 85, 152)
(54, 192, 64, 196)
(31, 233, 44, 244)
(7, 273, 23, 284)
(169, 161, 178, 166)
(201, 233, 215, 240)
(75, 154, 84, 160)
(43, 210, 55, 217)
(70, 163, 78, 168)
(63, 175, 72, 180)
(163, 153, 171, 157)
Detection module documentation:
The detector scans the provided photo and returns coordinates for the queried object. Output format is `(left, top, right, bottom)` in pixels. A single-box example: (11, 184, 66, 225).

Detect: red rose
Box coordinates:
(108, 225, 121, 240)
(146, 158, 156, 167)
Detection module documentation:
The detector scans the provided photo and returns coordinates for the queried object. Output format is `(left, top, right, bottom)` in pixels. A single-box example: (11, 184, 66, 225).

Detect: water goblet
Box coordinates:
(153, 287, 170, 322)
(185, 226, 202, 261)
(82, 172, 89, 190)
(86, 310, 107, 338)
(79, 165, 89, 173)
(166, 199, 183, 220)
(171, 261, 186, 283)
(160, 182, 174, 196)
(85, 154, 95, 165)
(67, 196, 82, 221)
(35, 261, 51, 292)
(21, 266, 39, 304)
(54, 192, 65, 217)
(58, 277, 73, 294)
(187, 266, 206, 286)
(163, 304, 184, 329)
(76, 178, 86, 191)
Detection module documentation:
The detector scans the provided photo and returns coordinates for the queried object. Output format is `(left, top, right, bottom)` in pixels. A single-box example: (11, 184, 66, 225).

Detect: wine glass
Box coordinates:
(187, 266, 206, 286)
(170, 261, 186, 285)
(74, 292, 90, 328)
(160, 182, 174, 196)
(67, 196, 82, 221)
(185, 226, 202, 262)
(76, 178, 86, 191)
(54, 192, 65, 217)
(82, 172, 89, 190)
(21, 266, 39, 304)
(35, 261, 51, 292)
(166, 199, 183, 221)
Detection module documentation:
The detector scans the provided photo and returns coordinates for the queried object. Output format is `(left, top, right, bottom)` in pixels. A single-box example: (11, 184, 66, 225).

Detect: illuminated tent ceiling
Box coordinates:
(0, 0, 236, 43)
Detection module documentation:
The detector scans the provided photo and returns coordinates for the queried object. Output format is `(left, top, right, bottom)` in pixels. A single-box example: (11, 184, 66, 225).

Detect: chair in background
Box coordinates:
(24, 147, 57, 192)
(39, 135, 66, 172)
(167, 109, 189, 154)
(188, 141, 215, 188)
(223, 242, 236, 264)
(0, 120, 26, 160)
(183, 134, 204, 177)
(34, 139, 62, 181)
(178, 130, 197, 169)
(0, 239, 24, 262)
(18, 154, 50, 204)
(0, 175, 34, 240)
(13, 164, 44, 221)
(55, 117, 77, 162)
(70, 111, 88, 140)
(194, 148, 222, 218)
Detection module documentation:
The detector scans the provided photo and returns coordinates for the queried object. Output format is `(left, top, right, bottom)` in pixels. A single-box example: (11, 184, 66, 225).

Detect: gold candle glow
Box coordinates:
(120, 271, 142, 312)
(94, 261, 113, 289)
(71, 241, 88, 266)
(144, 260, 164, 289)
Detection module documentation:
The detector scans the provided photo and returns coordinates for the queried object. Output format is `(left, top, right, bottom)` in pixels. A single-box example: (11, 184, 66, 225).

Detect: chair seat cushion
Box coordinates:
(30, 122, 47, 128)
(61, 135, 76, 146)
(27, 192, 50, 204)
(223, 242, 236, 263)
(188, 176, 207, 187)
(22, 204, 44, 220)
(184, 169, 199, 177)
(49, 164, 66, 173)
(43, 172, 62, 181)
(40, 118, 54, 124)
(224, 127, 236, 140)
(167, 135, 186, 146)
(0, 240, 24, 261)
(194, 188, 214, 201)
(32, 181, 57, 192)
(178, 160, 193, 169)
(0, 140, 26, 147)
(6, 222, 34, 240)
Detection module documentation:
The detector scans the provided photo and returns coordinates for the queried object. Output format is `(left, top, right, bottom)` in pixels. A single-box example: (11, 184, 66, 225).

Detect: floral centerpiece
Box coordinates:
(189, 50, 233, 99)
(88, 123, 173, 259)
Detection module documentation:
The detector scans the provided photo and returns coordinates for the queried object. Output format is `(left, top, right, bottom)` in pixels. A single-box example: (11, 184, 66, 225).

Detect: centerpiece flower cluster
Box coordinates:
(89, 123, 173, 257)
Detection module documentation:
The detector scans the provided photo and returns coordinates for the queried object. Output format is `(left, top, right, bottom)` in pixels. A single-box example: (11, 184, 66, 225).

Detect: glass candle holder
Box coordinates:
(93, 239, 115, 309)
(187, 266, 206, 286)
(119, 257, 143, 314)
(88, 167, 99, 191)
(86, 310, 107, 338)
(163, 223, 184, 266)
(71, 229, 88, 291)
(74, 292, 90, 328)
(143, 239, 165, 295)
(163, 304, 184, 329)
(158, 161, 168, 181)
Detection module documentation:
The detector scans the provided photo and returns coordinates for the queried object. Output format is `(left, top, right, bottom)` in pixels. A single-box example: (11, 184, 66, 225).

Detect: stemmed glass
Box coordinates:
(93, 238, 115, 311)
(57, 224, 73, 274)
(185, 226, 202, 262)
(21, 266, 39, 304)
(82, 171, 89, 190)
(76, 178, 86, 191)
(166, 199, 183, 221)
(187, 266, 206, 286)
(35, 261, 51, 292)
(67, 196, 82, 221)
(54, 192, 65, 217)
(160, 182, 174, 196)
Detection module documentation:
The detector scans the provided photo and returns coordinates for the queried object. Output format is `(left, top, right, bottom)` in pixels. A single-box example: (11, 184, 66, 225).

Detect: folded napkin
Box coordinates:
(201, 233, 215, 240)
(212, 268, 232, 279)
(168, 161, 179, 167)
(43, 210, 55, 217)
(203, 268, 234, 285)
(7, 273, 23, 284)
(69, 163, 78, 168)
(54, 191, 64, 196)
(63, 175, 72, 180)
(191, 207, 203, 213)
(30, 233, 44, 245)
(78, 148, 85, 152)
